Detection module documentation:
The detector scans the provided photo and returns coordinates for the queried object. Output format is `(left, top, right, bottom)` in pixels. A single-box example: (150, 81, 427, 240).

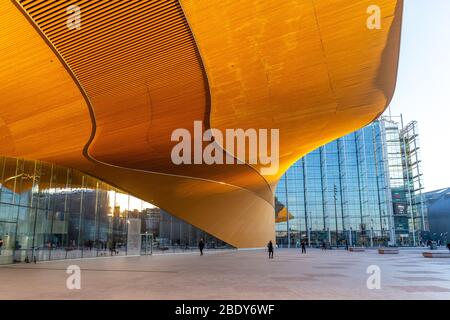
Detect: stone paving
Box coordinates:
(0, 248, 449, 299)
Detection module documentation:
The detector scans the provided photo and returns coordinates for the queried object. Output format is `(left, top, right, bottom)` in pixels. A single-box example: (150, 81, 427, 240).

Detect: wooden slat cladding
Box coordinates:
(2, 0, 402, 247)
(19, 0, 206, 170)
(17, 0, 273, 202)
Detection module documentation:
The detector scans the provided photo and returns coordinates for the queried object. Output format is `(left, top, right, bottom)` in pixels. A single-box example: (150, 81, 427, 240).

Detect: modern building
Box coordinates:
(425, 188, 450, 244)
(1, 1, 403, 248)
(0, 157, 227, 265)
(275, 116, 429, 247)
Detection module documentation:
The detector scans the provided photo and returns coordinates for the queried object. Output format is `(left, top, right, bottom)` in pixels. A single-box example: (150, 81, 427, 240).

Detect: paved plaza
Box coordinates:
(1, 248, 450, 299)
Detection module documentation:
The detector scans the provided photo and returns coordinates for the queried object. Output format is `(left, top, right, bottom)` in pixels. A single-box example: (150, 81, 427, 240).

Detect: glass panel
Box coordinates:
(0, 156, 232, 264)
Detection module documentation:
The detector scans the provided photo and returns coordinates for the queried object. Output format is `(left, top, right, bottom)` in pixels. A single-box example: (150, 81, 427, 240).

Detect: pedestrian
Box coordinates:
(301, 240, 306, 254)
(321, 240, 326, 251)
(447, 242, 450, 252)
(345, 239, 349, 251)
(0, 238, 3, 255)
(109, 241, 114, 256)
(198, 238, 205, 256)
(267, 240, 274, 259)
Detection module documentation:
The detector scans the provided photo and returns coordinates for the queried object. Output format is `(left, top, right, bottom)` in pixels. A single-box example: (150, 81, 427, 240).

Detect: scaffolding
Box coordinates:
(400, 119, 429, 240)
(276, 114, 429, 247)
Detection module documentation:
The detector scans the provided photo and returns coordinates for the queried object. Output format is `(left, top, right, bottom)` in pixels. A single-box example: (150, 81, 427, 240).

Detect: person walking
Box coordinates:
(0, 238, 3, 255)
(447, 242, 450, 252)
(301, 240, 306, 254)
(109, 240, 114, 256)
(267, 240, 274, 259)
(198, 238, 205, 256)
(345, 239, 349, 251)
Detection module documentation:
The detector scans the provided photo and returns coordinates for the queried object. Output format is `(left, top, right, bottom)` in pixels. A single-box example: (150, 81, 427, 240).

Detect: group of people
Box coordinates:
(4, 235, 449, 260)
(425, 239, 450, 251)
(266, 240, 307, 258)
(266, 239, 450, 258)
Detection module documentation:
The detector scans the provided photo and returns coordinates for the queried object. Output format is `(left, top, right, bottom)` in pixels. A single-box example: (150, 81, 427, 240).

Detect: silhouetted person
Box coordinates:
(447, 242, 450, 252)
(301, 241, 306, 254)
(267, 240, 274, 259)
(345, 240, 349, 251)
(198, 238, 205, 256)
(0, 238, 3, 255)
(109, 241, 115, 256)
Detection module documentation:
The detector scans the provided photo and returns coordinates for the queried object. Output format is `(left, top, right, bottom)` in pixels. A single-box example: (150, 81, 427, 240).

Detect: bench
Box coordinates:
(378, 248, 399, 254)
(422, 251, 450, 258)
(349, 247, 365, 252)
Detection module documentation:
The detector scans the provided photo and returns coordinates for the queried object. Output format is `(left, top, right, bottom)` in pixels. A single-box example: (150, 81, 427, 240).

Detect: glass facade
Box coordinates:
(425, 188, 450, 244)
(0, 157, 229, 265)
(400, 120, 428, 239)
(275, 116, 429, 248)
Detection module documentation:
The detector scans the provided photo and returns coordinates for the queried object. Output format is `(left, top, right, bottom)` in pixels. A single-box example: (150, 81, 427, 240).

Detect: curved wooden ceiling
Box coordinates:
(0, 0, 402, 248)
(16, 0, 273, 202)
(181, 0, 403, 187)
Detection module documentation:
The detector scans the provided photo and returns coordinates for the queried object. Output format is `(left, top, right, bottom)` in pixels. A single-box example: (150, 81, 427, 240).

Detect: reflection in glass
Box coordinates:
(0, 157, 230, 265)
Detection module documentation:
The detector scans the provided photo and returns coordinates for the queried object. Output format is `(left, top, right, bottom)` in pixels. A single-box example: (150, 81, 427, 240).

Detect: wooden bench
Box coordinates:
(422, 251, 450, 258)
(349, 247, 365, 252)
(378, 248, 399, 254)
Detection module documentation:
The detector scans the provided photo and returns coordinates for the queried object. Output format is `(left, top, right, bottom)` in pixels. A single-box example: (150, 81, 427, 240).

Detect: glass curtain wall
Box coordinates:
(401, 120, 429, 242)
(275, 117, 427, 248)
(0, 157, 229, 265)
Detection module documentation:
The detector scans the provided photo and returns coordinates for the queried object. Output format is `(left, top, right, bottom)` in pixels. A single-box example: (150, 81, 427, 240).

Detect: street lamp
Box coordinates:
(307, 225, 311, 247)
(370, 219, 374, 248)
(327, 227, 331, 245)
(349, 227, 353, 247)
(333, 184, 338, 246)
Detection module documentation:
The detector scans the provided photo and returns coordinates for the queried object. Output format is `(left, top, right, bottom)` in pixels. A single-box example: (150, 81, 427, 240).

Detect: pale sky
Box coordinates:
(386, 0, 450, 192)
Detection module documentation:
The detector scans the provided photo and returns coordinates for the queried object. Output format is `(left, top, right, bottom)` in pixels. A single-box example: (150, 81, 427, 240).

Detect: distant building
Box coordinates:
(425, 188, 450, 244)
(0, 157, 229, 265)
(275, 115, 429, 247)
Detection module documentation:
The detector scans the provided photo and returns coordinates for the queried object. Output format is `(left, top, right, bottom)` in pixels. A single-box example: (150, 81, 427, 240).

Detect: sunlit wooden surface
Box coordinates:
(0, 0, 402, 247)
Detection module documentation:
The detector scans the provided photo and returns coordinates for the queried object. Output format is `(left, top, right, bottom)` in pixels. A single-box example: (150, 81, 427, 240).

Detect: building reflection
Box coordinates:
(0, 157, 230, 265)
(275, 116, 429, 248)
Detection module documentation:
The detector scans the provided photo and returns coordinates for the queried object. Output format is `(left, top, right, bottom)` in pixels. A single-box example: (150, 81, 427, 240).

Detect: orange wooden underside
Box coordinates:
(0, 0, 402, 247)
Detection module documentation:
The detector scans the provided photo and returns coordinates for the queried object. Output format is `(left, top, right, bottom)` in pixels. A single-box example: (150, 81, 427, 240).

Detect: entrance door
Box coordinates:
(0, 221, 16, 264)
(140, 233, 153, 255)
